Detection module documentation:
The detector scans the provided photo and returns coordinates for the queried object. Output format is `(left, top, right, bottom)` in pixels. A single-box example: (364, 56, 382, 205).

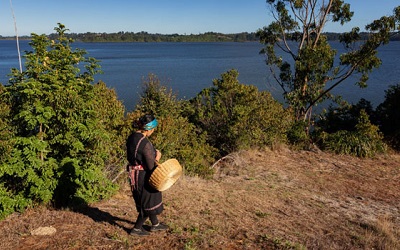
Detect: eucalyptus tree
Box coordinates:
(257, 0, 400, 129)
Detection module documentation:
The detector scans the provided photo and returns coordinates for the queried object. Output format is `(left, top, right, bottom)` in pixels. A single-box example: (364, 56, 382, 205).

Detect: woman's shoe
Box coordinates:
(129, 227, 150, 236)
(151, 223, 168, 232)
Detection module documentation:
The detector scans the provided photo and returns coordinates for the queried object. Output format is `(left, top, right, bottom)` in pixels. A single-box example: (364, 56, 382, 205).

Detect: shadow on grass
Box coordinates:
(74, 205, 133, 234)
(53, 162, 135, 234)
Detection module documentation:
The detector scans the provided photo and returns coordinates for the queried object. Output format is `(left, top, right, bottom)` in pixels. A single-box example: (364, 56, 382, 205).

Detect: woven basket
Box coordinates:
(149, 159, 182, 191)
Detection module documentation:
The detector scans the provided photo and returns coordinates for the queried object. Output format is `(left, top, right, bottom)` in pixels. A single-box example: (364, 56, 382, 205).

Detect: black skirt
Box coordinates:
(132, 169, 163, 216)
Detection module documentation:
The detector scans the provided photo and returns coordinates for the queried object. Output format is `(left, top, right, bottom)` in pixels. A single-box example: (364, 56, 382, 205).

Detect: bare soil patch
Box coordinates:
(1, 148, 399, 249)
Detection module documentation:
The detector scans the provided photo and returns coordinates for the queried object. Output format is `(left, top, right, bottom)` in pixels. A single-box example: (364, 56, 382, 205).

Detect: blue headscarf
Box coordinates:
(143, 118, 158, 130)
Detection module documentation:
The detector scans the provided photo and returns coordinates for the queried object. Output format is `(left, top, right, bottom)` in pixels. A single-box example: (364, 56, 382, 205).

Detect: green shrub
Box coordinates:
(0, 185, 31, 220)
(0, 24, 123, 216)
(287, 120, 310, 149)
(129, 74, 217, 177)
(188, 69, 292, 155)
(319, 110, 387, 157)
(376, 84, 400, 150)
(315, 98, 375, 133)
(0, 85, 13, 162)
(91, 81, 126, 180)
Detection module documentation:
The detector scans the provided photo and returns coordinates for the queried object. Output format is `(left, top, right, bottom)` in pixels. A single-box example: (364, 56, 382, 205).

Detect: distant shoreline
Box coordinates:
(1, 31, 399, 42)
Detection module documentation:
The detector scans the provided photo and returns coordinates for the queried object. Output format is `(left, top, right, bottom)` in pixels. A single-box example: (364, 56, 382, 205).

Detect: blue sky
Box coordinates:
(0, 0, 399, 36)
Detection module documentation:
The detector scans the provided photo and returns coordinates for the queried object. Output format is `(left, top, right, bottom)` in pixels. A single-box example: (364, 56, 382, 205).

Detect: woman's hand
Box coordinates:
(155, 149, 162, 162)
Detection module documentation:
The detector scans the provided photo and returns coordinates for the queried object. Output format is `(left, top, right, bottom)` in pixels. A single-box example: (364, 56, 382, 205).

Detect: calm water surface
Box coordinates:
(1, 40, 399, 111)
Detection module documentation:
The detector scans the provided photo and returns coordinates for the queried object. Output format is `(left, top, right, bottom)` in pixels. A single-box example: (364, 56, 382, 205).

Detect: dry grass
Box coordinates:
(0, 147, 399, 249)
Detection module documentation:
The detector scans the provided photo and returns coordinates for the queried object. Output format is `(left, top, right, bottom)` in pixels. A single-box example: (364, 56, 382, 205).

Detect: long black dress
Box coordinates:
(126, 132, 163, 216)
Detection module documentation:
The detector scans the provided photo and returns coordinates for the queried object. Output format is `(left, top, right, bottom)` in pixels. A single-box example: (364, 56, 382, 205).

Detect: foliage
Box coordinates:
(0, 184, 31, 220)
(91, 81, 126, 180)
(188, 69, 292, 156)
(0, 85, 13, 162)
(286, 120, 310, 149)
(48, 31, 259, 43)
(0, 24, 124, 218)
(316, 98, 375, 133)
(318, 110, 387, 157)
(129, 74, 217, 177)
(257, 1, 400, 130)
(375, 84, 400, 150)
(0, 85, 27, 219)
(3, 31, 400, 43)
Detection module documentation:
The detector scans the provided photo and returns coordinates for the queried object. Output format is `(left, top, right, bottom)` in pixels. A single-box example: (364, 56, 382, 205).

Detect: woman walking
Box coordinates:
(126, 114, 168, 236)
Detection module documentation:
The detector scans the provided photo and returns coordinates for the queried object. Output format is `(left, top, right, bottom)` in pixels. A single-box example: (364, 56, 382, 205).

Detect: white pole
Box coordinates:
(9, 0, 22, 72)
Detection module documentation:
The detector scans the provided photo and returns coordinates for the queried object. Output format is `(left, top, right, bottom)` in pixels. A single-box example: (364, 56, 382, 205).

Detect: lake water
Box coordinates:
(1, 40, 399, 111)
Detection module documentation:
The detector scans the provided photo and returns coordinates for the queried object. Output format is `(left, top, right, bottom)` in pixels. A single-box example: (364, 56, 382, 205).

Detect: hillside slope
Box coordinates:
(1, 148, 399, 249)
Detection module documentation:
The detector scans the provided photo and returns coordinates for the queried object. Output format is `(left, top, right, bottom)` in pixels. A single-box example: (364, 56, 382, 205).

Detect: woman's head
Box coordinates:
(138, 114, 158, 131)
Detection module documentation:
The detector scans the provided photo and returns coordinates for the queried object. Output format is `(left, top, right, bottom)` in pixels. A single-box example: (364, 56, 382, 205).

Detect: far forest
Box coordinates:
(1, 31, 400, 42)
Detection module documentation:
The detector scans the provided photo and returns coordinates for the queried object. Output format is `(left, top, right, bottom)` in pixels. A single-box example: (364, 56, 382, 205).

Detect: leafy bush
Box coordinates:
(0, 185, 31, 220)
(187, 69, 292, 156)
(0, 85, 13, 163)
(0, 24, 124, 217)
(128, 74, 217, 177)
(375, 84, 400, 150)
(316, 98, 375, 133)
(318, 110, 387, 157)
(286, 120, 310, 149)
(91, 81, 126, 180)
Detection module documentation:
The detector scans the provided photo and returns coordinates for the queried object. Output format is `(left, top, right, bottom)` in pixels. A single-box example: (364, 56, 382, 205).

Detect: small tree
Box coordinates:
(0, 24, 124, 215)
(376, 84, 400, 150)
(257, 1, 400, 130)
(318, 109, 387, 157)
(316, 98, 375, 133)
(189, 69, 292, 155)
